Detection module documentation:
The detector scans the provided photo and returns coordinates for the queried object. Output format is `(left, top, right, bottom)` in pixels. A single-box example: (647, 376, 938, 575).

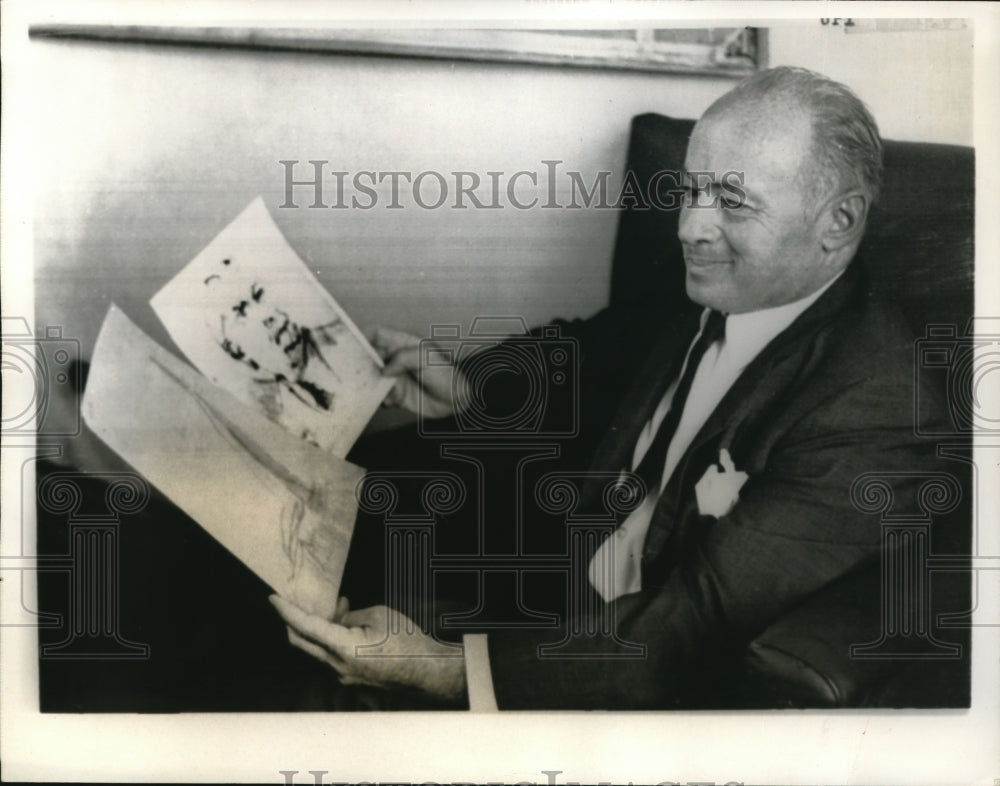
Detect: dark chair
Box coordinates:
(611, 113, 974, 707)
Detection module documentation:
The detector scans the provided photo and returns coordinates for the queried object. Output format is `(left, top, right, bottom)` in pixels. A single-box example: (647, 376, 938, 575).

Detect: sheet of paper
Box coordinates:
(150, 196, 395, 457)
(82, 303, 366, 618)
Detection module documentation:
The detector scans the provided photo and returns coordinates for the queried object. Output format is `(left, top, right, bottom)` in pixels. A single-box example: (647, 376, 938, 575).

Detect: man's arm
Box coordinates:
(485, 377, 939, 709)
(272, 373, 935, 709)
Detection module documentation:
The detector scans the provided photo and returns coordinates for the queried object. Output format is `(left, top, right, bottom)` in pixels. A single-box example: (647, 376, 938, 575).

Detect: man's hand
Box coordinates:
(270, 595, 467, 703)
(371, 326, 468, 419)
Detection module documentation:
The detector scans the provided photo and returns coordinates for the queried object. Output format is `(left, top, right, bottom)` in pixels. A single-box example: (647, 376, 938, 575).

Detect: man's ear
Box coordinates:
(820, 191, 869, 252)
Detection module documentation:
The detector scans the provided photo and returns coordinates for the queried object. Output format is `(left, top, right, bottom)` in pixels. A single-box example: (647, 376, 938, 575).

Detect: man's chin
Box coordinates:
(685, 271, 734, 312)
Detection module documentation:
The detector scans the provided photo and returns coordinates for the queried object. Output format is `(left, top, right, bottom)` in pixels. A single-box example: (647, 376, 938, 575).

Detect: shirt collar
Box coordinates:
(707, 268, 846, 358)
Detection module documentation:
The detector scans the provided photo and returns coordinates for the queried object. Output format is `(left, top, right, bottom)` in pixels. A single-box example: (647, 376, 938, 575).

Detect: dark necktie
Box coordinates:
(630, 309, 726, 497)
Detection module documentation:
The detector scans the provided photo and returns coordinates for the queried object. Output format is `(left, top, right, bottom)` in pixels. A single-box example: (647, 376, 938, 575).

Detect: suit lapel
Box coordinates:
(640, 265, 864, 565)
(575, 304, 700, 518)
(584, 303, 701, 478)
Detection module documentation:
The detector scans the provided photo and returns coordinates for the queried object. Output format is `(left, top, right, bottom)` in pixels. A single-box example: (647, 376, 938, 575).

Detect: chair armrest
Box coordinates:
(733, 560, 970, 708)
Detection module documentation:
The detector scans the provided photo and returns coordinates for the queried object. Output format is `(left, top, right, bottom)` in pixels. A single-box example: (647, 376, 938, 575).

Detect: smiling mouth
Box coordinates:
(684, 256, 731, 269)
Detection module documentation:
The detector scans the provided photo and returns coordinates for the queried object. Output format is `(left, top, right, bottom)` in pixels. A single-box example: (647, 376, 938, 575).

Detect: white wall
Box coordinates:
(767, 20, 973, 146)
(31, 22, 974, 366)
(31, 38, 734, 360)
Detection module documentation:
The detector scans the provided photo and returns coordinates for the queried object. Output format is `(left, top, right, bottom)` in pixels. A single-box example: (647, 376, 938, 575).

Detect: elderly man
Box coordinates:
(271, 67, 938, 709)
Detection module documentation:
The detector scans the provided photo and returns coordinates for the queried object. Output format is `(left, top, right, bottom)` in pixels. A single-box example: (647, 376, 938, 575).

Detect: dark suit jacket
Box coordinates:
(485, 262, 944, 709)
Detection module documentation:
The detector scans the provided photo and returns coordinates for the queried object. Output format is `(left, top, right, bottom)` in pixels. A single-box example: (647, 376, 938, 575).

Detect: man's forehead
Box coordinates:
(683, 105, 814, 184)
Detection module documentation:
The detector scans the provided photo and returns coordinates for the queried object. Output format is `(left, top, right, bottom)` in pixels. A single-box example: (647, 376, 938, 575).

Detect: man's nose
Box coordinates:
(678, 202, 722, 246)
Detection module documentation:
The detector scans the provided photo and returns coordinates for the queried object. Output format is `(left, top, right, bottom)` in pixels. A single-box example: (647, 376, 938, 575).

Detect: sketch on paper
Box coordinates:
(151, 197, 395, 457)
(82, 304, 365, 618)
(212, 275, 345, 415)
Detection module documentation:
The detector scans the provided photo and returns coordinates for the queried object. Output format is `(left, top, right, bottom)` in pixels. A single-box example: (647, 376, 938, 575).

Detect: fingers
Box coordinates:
(287, 626, 342, 667)
(371, 326, 420, 360)
(381, 344, 422, 377)
(333, 596, 351, 623)
(272, 596, 391, 687)
(381, 378, 408, 409)
(270, 594, 356, 654)
(339, 604, 391, 629)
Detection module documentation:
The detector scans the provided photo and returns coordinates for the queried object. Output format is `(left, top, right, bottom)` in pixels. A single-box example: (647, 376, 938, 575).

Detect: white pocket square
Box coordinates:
(695, 448, 749, 518)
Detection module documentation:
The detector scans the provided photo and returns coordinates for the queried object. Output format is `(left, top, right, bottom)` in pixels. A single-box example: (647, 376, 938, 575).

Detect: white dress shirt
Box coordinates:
(464, 272, 843, 710)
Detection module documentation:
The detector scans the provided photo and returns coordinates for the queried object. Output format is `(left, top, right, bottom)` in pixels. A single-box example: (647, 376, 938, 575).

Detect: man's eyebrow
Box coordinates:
(681, 169, 763, 206)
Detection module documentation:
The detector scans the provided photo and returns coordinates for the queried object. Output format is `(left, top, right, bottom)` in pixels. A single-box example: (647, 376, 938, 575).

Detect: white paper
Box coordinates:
(82, 303, 366, 618)
(150, 197, 395, 457)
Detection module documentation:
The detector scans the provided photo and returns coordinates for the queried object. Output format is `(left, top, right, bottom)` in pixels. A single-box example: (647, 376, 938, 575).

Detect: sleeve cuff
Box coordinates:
(462, 634, 499, 712)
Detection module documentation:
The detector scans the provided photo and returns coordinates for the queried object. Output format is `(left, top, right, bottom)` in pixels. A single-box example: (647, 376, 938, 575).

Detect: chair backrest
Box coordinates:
(609, 113, 975, 336)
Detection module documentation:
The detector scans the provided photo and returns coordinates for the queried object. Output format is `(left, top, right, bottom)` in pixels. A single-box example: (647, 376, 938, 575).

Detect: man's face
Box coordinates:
(678, 106, 836, 314)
